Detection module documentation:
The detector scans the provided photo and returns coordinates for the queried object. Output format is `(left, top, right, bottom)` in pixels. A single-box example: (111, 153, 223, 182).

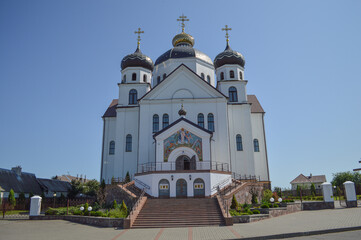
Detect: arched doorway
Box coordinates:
(158, 179, 170, 198)
(176, 155, 196, 170)
(176, 179, 187, 198)
(193, 178, 205, 198)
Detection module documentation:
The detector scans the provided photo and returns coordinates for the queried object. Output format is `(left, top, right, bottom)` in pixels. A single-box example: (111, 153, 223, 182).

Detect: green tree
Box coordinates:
(68, 180, 84, 198)
(331, 171, 361, 188)
(310, 183, 316, 197)
(83, 180, 100, 196)
(8, 189, 16, 209)
(230, 194, 238, 209)
(274, 187, 282, 198)
(124, 172, 131, 183)
(18, 192, 25, 202)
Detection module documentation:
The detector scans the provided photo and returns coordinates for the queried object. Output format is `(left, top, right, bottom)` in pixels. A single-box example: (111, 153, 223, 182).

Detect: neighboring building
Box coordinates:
(290, 174, 326, 190)
(100, 19, 271, 198)
(54, 174, 89, 183)
(37, 178, 71, 197)
(0, 166, 42, 198)
(0, 166, 71, 198)
(0, 186, 4, 201)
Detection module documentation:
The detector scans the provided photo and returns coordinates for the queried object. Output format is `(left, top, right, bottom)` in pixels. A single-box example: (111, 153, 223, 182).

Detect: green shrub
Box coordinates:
(45, 208, 57, 215)
(252, 209, 260, 214)
(229, 209, 238, 216)
(92, 202, 100, 211)
(260, 203, 270, 208)
(262, 189, 273, 203)
(73, 209, 82, 215)
(242, 203, 251, 209)
(120, 200, 127, 214)
(112, 200, 117, 209)
(230, 195, 238, 209)
(90, 211, 103, 217)
(273, 204, 279, 208)
(108, 208, 127, 218)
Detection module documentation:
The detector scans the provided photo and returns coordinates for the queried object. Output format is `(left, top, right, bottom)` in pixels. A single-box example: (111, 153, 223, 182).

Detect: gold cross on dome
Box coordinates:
(177, 14, 189, 32)
(222, 25, 232, 42)
(134, 27, 144, 48)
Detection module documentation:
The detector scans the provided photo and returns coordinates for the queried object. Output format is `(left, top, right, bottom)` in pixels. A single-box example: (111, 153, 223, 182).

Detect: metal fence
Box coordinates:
(137, 161, 229, 173)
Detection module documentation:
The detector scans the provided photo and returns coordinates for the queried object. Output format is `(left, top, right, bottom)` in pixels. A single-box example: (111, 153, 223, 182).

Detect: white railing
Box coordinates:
(137, 161, 229, 173)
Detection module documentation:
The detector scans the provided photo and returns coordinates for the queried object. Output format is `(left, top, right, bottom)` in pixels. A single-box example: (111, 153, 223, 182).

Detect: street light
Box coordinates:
(270, 197, 274, 203)
(88, 206, 92, 212)
(278, 198, 282, 203)
(53, 192, 56, 208)
(80, 206, 84, 211)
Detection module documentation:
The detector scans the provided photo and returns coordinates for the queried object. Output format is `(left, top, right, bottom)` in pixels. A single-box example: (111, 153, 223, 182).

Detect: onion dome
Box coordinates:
(213, 42, 245, 69)
(155, 32, 212, 66)
(121, 46, 154, 71)
(172, 32, 195, 47)
(178, 104, 187, 117)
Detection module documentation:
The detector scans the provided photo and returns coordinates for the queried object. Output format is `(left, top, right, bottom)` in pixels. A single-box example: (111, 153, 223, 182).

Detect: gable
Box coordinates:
(140, 64, 226, 101)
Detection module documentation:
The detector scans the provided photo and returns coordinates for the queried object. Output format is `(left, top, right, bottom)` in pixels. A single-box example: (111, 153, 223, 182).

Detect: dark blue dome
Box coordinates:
(121, 47, 154, 71)
(213, 43, 245, 69)
(155, 45, 213, 66)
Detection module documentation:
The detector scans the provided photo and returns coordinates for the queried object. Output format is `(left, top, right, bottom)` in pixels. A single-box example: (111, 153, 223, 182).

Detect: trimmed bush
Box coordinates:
(260, 203, 270, 208)
(90, 211, 103, 217)
(252, 209, 260, 214)
(273, 204, 279, 208)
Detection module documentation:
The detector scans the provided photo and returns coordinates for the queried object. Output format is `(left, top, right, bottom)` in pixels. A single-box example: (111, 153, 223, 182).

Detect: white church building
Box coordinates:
(100, 20, 270, 198)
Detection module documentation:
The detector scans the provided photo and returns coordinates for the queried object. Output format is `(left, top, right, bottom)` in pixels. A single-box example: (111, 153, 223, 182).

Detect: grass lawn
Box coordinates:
(0, 210, 29, 215)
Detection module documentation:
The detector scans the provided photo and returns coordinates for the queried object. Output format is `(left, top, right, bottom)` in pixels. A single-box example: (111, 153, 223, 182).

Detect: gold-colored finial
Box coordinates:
(177, 14, 189, 32)
(134, 27, 144, 48)
(222, 25, 232, 43)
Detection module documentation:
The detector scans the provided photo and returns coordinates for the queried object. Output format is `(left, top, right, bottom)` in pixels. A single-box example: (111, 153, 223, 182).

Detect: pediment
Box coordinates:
(140, 64, 226, 101)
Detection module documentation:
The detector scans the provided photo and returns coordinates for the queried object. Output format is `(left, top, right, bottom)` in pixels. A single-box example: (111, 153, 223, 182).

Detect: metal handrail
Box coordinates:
(134, 178, 150, 190)
(217, 186, 229, 217)
(211, 176, 232, 191)
(128, 189, 145, 222)
(137, 161, 230, 173)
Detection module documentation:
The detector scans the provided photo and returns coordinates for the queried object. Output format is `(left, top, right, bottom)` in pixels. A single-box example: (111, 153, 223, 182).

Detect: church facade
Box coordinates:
(100, 21, 270, 198)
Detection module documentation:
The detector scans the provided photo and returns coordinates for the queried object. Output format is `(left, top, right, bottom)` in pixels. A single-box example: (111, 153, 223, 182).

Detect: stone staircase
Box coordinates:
(131, 198, 225, 228)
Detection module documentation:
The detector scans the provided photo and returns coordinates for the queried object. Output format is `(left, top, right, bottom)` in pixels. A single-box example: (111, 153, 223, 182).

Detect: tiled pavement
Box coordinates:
(1, 207, 361, 240)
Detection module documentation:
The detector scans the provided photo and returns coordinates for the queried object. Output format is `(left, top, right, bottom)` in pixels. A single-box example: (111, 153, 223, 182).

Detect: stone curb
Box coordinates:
(229, 226, 361, 239)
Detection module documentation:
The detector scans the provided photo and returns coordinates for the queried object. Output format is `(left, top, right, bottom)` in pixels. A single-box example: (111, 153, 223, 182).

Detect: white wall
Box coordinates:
(251, 113, 269, 181)
(135, 172, 231, 197)
(102, 117, 117, 184)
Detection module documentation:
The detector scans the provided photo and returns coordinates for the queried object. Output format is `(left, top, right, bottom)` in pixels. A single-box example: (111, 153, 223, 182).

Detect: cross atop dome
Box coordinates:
(134, 27, 144, 48)
(222, 25, 232, 43)
(177, 14, 189, 33)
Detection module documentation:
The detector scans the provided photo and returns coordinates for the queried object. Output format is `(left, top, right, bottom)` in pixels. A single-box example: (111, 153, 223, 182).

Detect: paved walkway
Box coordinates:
(1, 207, 361, 240)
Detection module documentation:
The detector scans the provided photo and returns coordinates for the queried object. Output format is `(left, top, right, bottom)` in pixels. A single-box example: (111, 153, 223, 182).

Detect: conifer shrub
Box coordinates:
(84, 203, 89, 215)
(112, 200, 117, 209)
(120, 200, 127, 215)
(8, 189, 16, 209)
(125, 172, 131, 183)
(230, 195, 238, 209)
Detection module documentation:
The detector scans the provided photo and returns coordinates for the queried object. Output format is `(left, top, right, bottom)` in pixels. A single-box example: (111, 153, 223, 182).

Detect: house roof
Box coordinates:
(55, 175, 89, 183)
(290, 174, 327, 184)
(37, 178, 71, 193)
(153, 117, 213, 138)
(103, 94, 264, 118)
(0, 168, 42, 194)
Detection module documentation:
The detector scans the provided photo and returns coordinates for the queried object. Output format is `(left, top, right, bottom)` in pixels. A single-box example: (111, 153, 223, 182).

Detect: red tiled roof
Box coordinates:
(103, 95, 265, 118)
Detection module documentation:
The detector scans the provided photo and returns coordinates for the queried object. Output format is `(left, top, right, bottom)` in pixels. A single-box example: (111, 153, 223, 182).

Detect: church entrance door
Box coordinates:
(176, 179, 187, 198)
(176, 155, 196, 170)
(158, 179, 170, 198)
(193, 178, 205, 198)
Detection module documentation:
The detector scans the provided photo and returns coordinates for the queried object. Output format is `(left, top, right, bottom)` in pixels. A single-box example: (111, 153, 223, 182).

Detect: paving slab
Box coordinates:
(0, 207, 361, 240)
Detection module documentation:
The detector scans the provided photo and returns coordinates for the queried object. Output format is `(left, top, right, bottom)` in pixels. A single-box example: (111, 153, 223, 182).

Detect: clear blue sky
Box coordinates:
(1, 0, 360, 188)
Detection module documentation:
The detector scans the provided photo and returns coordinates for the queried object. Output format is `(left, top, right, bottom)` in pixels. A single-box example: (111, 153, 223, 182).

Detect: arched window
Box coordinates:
(157, 76, 161, 84)
(109, 141, 115, 155)
(163, 73, 166, 80)
(197, 113, 204, 128)
(239, 71, 243, 80)
(220, 72, 224, 80)
(162, 114, 169, 129)
(201, 73, 205, 80)
(132, 73, 136, 81)
(230, 70, 235, 78)
(229, 87, 238, 102)
(207, 113, 214, 132)
(143, 74, 147, 82)
(236, 134, 243, 151)
(123, 75, 126, 83)
(254, 139, 260, 152)
(129, 89, 138, 105)
(153, 114, 159, 133)
(207, 75, 211, 83)
(125, 134, 132, 152)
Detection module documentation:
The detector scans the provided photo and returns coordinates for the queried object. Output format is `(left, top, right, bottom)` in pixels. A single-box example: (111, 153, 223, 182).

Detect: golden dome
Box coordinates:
(172, 32, 195, 47)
